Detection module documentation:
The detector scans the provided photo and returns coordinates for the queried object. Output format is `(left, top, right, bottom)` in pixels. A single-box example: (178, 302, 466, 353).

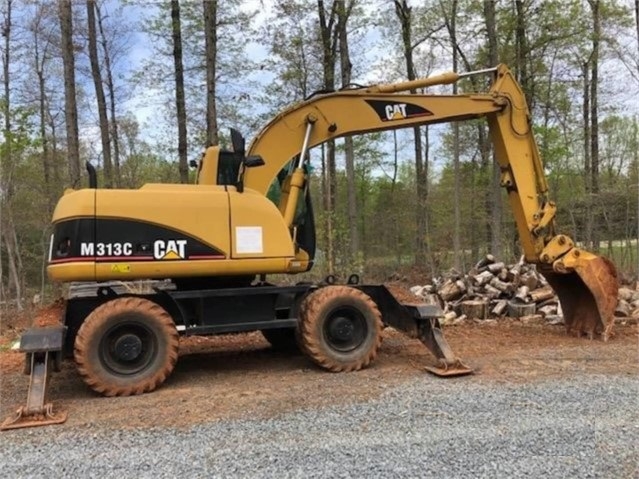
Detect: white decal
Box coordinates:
(81, 242, 94, 256)
(80, 242, 134, 257)
(236, 226, 263, 254)
(385, 103, 407, 120)
(153, 239, 187, 260)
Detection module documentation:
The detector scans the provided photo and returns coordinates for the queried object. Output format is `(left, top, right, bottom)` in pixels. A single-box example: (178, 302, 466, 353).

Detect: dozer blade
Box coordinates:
(542, 251, 619, 341)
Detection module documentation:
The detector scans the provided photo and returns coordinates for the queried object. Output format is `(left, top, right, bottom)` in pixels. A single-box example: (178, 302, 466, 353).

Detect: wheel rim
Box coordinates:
(322, 306, 367, 353)
(99, 321, 158, 376)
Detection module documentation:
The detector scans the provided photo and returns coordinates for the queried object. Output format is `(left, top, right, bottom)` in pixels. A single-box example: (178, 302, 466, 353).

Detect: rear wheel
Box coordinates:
(299, 286, 382, 372)
(74, 297, 179, 396)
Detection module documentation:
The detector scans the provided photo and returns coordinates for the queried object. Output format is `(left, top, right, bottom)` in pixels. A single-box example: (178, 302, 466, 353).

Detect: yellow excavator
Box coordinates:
(2, 64, 618, 430)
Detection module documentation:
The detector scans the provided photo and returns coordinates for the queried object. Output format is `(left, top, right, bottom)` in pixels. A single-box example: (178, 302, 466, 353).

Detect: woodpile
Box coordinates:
(409, 254, 634, 326)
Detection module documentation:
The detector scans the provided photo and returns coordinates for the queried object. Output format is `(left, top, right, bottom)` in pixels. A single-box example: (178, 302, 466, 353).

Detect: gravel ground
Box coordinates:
(1, 374, 637, 478)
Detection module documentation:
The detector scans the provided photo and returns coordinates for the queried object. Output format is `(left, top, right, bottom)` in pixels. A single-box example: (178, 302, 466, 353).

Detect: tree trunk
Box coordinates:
(58, 0, 81, 187)
(318, 0, 338, 274)
(0, 0, 11, 308)
(583, 61, 592, 247)
(2, 0, 23, 310)
(37, 54, 52, 206)
(337, 0, 357, 264)
(96, 2, 121, 187)
(484, 0, 502, 258)
(448, 0, 462, 271)
(203, 0, 219, 146)
(635, 0, 639, 72)
(0, 0, 11, 306)
(514, 0, 532, 110)
(394, 0, 427, 267)
(29, 3, 54, 215)
(589, 0, 600, 252)
(87, 0, 113, 188)
(3, 230, 23, 311)
(171, 0, 188, 183)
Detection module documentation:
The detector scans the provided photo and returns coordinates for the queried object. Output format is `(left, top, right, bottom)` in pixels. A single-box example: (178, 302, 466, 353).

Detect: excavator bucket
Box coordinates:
(542, 252, 619, 341)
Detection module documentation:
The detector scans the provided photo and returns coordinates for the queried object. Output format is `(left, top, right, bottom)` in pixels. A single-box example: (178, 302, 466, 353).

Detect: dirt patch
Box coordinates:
(384, 282, 422, 304)
(1, 318, 636, 432)
(0, 299, 65, 346)
(34, 299, 65, 327)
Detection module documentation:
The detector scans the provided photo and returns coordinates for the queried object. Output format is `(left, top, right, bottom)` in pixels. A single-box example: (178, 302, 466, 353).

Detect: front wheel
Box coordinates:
(299, 286, 382, 372)
(74, 297, 179, 396)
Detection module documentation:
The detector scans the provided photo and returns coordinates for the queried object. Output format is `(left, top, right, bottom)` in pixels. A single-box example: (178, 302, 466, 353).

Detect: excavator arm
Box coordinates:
(242, 64, 618, 339)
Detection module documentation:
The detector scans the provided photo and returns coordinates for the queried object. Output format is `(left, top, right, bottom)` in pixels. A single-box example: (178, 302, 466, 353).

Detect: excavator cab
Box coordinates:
(197, 128, 259, 187)
(196, 146, 241, 185)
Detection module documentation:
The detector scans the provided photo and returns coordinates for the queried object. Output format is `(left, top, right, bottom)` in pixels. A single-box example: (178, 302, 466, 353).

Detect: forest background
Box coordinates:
(0, 0, 638, 311)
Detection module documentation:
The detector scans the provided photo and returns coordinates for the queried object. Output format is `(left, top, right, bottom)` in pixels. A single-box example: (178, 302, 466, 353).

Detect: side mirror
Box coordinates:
(189, 159, 198, 168)
(244, 156, 265, 168)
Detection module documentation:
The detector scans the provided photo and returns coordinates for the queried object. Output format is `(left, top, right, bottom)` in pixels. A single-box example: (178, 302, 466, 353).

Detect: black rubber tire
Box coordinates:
(299, 286, 382, 372)
(74, 297, 179, 397)
(260, 328, 299, 351)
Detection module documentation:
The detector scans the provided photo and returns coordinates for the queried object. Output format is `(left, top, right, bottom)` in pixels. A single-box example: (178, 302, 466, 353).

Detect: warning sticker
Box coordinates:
(111, 264, 131, 273)
(236, 226, 263, 254)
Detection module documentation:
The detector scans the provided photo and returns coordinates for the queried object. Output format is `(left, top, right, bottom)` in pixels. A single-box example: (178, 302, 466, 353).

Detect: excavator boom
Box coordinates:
(242, 64, 618, 339)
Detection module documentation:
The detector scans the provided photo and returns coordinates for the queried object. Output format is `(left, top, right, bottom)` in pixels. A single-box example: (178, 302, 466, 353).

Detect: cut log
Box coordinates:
(538, 304, 558, 317)
(520, 272, 538, 290)
(529, 286, 555, 304)
(614, 299, 631, 317)
(490, 277, 514, 294)
(483, 284, 502, 299)
(491, 299, 508, 316)
(460, 300, 488, 320)
(440, 310, 458, 325)
(514, 285, 530, 303)
(618, 287, 634, 302)
(474, 254, 495, 270)
(409, 285, 425, 297)
(537, 297, 559, 309)
(507, 257, 525, 283)
(498, 268, 509, 281)
(487, 262, 506, 274)
(472, 270, 494, 286)
(508, 300, 536, 318)
(423, 293, 442, 308)
(423, 284, 436, 294)
(439, 279, 464, 301)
